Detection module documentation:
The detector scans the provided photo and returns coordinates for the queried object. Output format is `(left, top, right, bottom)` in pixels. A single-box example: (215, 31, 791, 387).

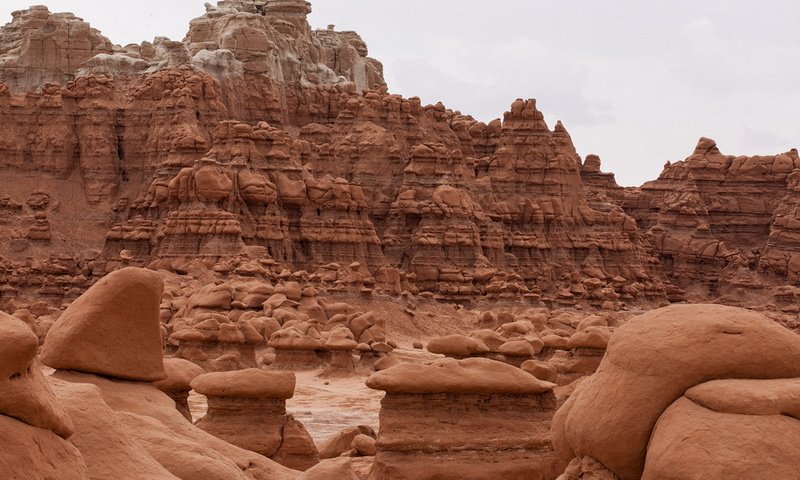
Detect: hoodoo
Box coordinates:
(1, 1, 799, 479)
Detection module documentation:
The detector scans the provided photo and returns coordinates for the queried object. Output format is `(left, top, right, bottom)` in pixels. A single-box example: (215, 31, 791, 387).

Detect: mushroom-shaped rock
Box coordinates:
(552, 304, 800, 480)
(50, 367, 298, 480)
(0, 312, 74, 438)
(192, 369, 318, 470)
(367, 358, 561, 479)
(269, 327, 324, 370)
(191, 368, 295, 400)
(498, 339, 536, 367)
(40, 267, 166, 381)
(324, 325, 358, 374)
(426, 334, 490, 358)
(153, 358, 205, 421)
(499, 339, 536, 357)
(325, 325, 358, 350)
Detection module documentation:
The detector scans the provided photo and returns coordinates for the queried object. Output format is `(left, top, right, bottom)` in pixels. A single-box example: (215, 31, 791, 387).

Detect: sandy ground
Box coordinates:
(189, 349, 438, 446)
(188, 346, 441, 445)
(189, 367, 386, 445)
(288, 371, 383, 444)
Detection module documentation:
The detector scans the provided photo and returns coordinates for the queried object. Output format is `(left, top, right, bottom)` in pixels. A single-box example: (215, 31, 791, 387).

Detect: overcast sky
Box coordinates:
(4, 1, 799, 185)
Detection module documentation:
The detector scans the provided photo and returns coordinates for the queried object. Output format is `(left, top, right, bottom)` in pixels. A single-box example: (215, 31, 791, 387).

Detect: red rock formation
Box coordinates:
(192, 369, 319, 471)
(3, 1, 800, 313)
(624, 138, 800, 302)
(0, 2, 671, 308)
(38, 266, 300, 480)
(0, 6, 113, 92)
(552, 304, 800, 480)
(0, 312, 88, 478)
(366, 357, 563, 479)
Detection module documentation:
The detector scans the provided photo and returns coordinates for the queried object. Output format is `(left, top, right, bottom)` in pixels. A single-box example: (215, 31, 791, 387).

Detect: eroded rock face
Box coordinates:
(1, 2, 800, 312)
(643, 381, 800, 479)
(0, 311, 74, 437)
(186, 1, 385, 92)
(552, 304, 800, 480)
(0, 6, 113, 92)
(0, 2, 671, 309)
(0, 414, 89, 480)
(0, 313, 87, 478)
(33, 263, 299, 480)
(366, 357, 563, 479)
(624, 138, 800, 302)
(153, 358, 206, 421)
(52, 370, 299, 480)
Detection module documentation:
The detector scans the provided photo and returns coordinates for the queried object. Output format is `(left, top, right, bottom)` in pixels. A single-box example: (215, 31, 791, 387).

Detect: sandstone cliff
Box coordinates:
(1, 1, 799, 311)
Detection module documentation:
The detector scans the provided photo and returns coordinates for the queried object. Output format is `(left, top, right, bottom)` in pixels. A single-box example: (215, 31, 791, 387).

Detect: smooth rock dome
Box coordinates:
(41, 267, 167, 382)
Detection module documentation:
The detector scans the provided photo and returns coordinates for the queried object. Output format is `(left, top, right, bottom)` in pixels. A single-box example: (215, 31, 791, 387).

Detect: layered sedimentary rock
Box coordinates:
(2, 0, 800, 312)
(624, 138, 800, 301)
(0, 1, 669, 308)
(552, 304, 800, 480)
(0, 6, 113, 92)
(164, 274, 392, 371)
(186, 1, 385, 93)
(761, 168, 800, 284)
(192, 369, 319, 470)
(366, 357, 563, 480)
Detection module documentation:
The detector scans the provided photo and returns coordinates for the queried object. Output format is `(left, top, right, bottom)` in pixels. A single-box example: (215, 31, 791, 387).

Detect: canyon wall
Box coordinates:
(0, 0, 798, 310)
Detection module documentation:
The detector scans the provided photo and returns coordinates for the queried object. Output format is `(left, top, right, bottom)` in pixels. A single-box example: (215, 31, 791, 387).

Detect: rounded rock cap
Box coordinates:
(366, 357, 555, 395)
(40, 267, 166, 382)
(191, 368, 296, 399)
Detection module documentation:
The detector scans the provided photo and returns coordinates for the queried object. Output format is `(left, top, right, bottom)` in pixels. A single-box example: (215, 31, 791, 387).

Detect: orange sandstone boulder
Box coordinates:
(552, 304, 800, 480)
(425, 334, 490, 358)
(41, 267, 166, 382)
(0, 312, 87, 479)
(0, 311, 74, 437)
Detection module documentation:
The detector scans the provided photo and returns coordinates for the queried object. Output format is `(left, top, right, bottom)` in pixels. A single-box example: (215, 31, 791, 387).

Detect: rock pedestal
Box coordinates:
(366, 357, 563, 480)
(192, 368, 320, 471)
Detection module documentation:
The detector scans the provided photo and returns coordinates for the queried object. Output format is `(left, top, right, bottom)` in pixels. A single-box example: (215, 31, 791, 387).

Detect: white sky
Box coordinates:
(3, 1, 799, 186)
